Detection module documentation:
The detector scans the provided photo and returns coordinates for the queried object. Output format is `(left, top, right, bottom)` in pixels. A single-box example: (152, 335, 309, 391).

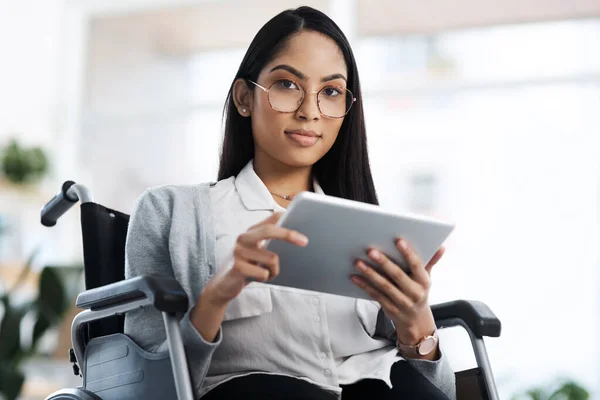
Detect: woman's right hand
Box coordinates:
(200, 212, 309, 308)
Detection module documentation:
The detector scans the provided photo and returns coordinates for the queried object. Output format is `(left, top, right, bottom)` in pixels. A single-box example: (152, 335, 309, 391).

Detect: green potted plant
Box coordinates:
(0, 138, 49, 186)
(511, 379, 590, 400)
(0, 248, 75, 400)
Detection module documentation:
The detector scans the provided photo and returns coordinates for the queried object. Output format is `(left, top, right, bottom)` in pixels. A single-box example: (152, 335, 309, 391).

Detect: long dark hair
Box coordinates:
(218, 6, 378, 205)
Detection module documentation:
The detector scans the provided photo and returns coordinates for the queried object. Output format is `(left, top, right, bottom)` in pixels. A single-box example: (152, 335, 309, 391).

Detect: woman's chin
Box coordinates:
(275, 151, 324, 168)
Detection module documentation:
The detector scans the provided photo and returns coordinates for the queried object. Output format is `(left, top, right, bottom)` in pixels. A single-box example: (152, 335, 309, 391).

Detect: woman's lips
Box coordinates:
(285, 130, 321, 147)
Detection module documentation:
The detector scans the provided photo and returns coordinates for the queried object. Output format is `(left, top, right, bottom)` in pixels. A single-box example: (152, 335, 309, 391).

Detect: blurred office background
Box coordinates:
(0, 0, 599, 398)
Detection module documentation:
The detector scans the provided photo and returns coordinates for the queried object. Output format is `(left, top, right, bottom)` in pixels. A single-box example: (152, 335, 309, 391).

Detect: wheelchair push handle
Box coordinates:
(41, 180, 94, 227)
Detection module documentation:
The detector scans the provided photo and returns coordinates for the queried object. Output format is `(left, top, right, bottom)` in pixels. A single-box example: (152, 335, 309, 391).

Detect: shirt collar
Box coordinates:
(235, 159, 324, 211)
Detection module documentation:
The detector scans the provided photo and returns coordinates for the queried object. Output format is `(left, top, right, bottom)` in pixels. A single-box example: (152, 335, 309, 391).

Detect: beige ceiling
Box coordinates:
(358, 0, 600, 35)
(90, 0, 330, 55)
(90, 0, 600, 56)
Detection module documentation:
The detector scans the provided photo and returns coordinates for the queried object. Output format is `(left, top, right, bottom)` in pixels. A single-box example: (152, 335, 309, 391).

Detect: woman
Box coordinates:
(125, 6, 455, 400)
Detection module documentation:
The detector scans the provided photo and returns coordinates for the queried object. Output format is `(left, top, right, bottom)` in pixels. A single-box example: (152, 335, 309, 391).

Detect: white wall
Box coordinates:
(0, 0, 63, 147)
(81, 16, 195, 213)
(0, 0, 78, 266)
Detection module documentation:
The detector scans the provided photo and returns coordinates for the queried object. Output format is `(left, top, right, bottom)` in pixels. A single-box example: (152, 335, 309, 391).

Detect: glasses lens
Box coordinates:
(268, 80, 304, 113)
(318, 87, 354, 118)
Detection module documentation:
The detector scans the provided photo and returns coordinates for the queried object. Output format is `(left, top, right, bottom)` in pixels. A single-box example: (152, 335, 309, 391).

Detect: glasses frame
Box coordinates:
(247, 79, 356, 119)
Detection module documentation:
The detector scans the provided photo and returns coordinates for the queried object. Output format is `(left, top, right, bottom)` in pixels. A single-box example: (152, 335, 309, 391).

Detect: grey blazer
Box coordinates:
(123, 184, 456, 399)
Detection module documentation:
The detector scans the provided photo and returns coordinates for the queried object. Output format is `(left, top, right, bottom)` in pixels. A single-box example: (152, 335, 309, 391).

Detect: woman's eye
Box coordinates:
(278, 79, 298, 90)
(323, 87, 343, 97)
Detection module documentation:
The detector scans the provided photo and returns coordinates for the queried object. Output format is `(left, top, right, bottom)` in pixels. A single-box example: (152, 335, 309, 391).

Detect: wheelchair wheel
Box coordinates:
(45, 388, 102, 400)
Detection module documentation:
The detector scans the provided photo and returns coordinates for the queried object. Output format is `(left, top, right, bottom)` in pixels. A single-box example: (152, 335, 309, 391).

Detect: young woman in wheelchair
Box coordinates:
(125, 6, 454, 400)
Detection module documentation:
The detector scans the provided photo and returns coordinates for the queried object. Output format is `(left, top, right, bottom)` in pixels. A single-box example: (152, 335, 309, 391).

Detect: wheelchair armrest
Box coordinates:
(432, 300, 501, 338)
(76, 275, 188, 314)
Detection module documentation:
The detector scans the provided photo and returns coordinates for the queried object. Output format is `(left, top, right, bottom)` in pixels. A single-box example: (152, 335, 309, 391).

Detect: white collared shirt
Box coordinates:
(202, 160, 402, 397)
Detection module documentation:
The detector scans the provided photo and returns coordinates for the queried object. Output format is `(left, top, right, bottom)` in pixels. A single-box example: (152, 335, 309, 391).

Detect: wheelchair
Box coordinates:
(40, 181, 502, 400)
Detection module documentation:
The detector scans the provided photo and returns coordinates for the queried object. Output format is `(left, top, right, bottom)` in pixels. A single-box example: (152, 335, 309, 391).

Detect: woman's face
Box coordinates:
(241, 30, 349, 168)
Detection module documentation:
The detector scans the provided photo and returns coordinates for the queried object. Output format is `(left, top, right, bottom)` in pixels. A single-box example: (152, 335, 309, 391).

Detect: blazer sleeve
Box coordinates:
(123, 188, 222, 394)
(375, 310, 456, 399)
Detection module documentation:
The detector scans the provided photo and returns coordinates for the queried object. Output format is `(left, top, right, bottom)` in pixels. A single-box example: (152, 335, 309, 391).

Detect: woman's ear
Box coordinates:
(233, 78, 253, 117)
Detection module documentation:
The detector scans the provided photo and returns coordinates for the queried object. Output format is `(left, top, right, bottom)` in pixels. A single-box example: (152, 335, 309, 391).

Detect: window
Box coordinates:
(355, 19, 600, 393)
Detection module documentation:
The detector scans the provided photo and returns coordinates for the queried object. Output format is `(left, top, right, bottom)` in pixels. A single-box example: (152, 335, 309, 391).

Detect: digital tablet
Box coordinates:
(265, 191, 455, 300)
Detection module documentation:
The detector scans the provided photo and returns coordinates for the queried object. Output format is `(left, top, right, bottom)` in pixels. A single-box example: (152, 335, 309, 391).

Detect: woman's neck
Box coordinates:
(253, 154, 314, 204)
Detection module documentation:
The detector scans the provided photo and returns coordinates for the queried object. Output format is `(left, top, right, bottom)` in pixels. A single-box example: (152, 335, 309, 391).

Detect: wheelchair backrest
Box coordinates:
(80, 202, 130, 339)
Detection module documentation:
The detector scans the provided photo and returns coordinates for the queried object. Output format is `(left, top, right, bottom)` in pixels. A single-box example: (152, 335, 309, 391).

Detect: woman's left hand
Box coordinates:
(351, 238, 445, 359)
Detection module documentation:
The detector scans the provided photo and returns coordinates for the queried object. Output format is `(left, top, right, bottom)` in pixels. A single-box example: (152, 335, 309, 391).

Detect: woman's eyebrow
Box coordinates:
(269, 64, 347, 83)
(321, 73, 347, 83)
(270, 64, 305, 80)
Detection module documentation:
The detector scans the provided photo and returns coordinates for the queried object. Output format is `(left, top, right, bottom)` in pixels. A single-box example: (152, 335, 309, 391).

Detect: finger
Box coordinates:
(248, 212, 283, 230)
(233, 246, 280, 278)
(230, 258, 272, 282)
(425, 246, 445, 275)
(365, 249, 422, 302)
(351, 276, 403, 316)
(239, 225, 308, 248)
(396, 238, 429, 286)
(355, 259, 414, 308)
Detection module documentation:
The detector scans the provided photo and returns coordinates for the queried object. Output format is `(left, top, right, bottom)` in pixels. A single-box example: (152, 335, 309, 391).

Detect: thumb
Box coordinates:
(425, 247, 445, 275)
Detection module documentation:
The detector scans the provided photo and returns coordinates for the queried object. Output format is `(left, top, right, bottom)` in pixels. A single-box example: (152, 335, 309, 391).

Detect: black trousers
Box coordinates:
(202, 361, 450, 400)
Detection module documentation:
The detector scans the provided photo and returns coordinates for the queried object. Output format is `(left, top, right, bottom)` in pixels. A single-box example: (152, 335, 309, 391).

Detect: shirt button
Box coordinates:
(312, 298, 320, 305)
(319, 352, 327, 359)
(324, 369, 332, 377)
(313, 316, 321, 323)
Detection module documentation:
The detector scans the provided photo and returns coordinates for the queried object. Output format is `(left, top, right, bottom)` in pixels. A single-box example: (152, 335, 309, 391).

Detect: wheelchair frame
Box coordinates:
(42, 181, 501, 400)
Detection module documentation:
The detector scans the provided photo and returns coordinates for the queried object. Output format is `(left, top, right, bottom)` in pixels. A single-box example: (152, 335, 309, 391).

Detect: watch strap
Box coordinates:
(396, 330, 438, 357)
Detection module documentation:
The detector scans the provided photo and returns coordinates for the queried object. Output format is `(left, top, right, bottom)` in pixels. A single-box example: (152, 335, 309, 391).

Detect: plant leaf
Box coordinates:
(0, 296, 26, 362)
(37, 266, 67, 323)
(526, 388, 548, 400)
(549, 381, 589, 400)
(0, 364, 26, 400)
(31, 312, 51, 349)
(0, 138, 48, 184)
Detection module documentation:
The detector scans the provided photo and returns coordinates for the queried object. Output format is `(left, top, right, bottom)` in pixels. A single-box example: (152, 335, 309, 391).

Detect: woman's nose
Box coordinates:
(296, 92, 321, 120)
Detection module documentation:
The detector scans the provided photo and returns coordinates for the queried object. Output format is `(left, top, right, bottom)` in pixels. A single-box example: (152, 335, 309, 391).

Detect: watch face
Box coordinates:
(418, 336, 437, 356)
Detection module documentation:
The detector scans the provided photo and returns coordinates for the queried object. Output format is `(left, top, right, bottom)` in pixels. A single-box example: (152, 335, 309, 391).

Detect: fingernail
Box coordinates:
(351, 276, 364, 287)
(356, 261, 367, 272)
(398, 238, 408, 250)
(369, 249, 382, 261)
(293, 232, 309, 246)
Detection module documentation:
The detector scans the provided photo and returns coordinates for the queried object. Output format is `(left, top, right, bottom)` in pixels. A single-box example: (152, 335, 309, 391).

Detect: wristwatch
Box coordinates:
(395, 330, 439, 357)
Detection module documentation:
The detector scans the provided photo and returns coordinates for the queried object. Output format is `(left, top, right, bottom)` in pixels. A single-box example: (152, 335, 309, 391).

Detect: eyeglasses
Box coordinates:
(247, 79, 356, 119)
